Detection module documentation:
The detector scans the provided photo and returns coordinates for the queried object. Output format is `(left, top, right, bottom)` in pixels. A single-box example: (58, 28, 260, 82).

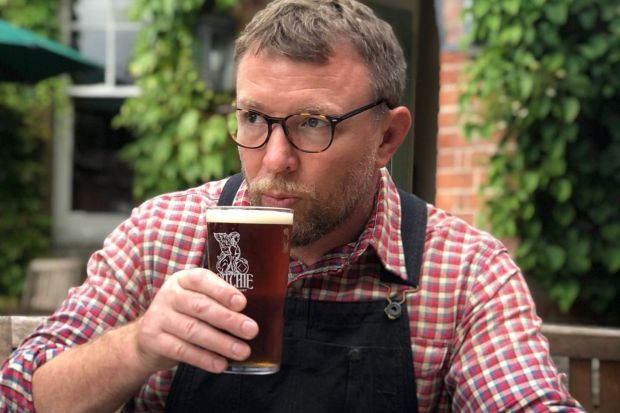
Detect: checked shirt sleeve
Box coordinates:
(446, 242, 585, 412)
(0, 207, 147, 412)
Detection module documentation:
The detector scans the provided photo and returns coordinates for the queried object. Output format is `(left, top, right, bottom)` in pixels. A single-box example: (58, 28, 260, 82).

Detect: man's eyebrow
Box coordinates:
(236, 99, 336, 115)
(236, 98, 262, 109)
(297, 104, 333, 114)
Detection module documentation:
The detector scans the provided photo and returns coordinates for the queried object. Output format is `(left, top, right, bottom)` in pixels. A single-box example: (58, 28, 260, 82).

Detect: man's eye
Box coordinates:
(247, 112, 264, 124)
(299, 116, 329, 128)
(240, 111, 265, 125)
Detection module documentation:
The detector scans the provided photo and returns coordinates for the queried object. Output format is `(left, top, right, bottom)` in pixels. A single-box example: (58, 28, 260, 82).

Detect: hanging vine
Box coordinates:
(114, 0, 241, 201)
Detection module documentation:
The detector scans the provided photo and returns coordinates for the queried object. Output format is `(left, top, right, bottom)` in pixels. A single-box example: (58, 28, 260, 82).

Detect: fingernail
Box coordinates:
(213, 357, 227, 372)
(231, 342, 247, 358)
(230, 294, 245, 309)
(241, 320, 258, 337)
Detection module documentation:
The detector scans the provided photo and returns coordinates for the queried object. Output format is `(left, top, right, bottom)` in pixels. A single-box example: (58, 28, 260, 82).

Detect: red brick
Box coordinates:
(440, 68, 461, 85)
(457, 213, 476, 225)
(437, 151, 457, 168)
(438, 110, 459, 128)
(438, 133, 470, 149)
(473, 169, 489, 188)
(436, 171, 474, 189)
(435, 193, 458, 211)
(440, 51, 468, 64)
(460, 193, 480, 210)
(439, 87, 459, 106)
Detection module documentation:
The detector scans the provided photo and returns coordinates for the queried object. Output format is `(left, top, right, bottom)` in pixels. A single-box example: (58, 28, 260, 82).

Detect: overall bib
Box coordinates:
(165, 174, 427, 413)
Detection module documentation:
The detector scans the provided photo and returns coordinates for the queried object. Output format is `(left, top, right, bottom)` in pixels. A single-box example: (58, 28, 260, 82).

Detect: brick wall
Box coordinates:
(434, 51, 497, 225)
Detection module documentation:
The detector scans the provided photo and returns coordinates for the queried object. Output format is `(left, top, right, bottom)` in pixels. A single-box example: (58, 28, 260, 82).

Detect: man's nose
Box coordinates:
(262, 124, 299, 174)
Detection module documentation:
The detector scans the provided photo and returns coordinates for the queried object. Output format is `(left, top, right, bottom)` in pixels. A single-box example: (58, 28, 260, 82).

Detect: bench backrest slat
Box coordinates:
(542, 323, 620, 412)
(2, 318, 620, 411)
(599, 360, 620, 413)
(0, 315, 47, 360)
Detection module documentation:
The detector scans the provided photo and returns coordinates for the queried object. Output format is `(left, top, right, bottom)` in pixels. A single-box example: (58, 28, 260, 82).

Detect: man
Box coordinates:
(1, 0, 583, 412)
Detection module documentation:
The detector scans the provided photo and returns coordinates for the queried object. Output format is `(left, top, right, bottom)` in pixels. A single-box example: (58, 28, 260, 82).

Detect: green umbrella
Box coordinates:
(0, 18, 102, 83)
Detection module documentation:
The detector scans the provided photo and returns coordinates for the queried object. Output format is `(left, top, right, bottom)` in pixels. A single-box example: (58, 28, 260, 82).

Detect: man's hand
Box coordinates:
(135, 267, 259, 374)
(32, 268, 258, 413)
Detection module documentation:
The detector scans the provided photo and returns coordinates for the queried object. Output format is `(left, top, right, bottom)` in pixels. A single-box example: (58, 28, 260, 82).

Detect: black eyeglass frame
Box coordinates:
(231, 99, 388, 153)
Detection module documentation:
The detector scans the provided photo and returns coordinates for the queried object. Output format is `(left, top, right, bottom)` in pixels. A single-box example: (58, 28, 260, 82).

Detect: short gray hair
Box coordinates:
(234, 0, 407, 108)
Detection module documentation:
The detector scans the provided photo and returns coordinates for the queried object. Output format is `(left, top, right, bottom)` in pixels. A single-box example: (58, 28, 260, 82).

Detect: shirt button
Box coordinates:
(348, 348, 362, 362)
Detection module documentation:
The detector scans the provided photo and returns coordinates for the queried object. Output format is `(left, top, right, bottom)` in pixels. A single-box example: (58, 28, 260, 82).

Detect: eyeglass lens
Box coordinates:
(230, 111, 333, 152)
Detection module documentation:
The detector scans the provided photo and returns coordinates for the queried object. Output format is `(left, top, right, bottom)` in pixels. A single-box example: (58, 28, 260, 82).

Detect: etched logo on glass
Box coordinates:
(213, 232, 254, 291)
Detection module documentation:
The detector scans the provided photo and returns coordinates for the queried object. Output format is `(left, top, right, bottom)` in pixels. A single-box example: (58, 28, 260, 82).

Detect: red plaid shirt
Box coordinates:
(1, 169, 583, 412)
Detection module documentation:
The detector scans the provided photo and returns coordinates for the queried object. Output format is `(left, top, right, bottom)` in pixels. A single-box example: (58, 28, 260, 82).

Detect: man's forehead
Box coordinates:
(235, 42, 373, 112)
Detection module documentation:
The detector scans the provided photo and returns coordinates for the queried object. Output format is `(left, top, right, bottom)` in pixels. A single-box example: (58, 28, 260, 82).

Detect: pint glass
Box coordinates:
(205, 206, 293, 374)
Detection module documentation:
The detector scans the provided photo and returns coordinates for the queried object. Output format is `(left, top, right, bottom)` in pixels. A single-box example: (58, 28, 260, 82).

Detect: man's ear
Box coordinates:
(374, 106, 412, 168)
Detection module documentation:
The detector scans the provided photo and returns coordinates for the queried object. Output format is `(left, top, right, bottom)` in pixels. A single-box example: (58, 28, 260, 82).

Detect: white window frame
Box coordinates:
(53, 0, 142, 248)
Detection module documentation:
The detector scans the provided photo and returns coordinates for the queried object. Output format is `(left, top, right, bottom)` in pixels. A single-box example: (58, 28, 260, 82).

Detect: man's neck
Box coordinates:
(291, 190, 377, 266)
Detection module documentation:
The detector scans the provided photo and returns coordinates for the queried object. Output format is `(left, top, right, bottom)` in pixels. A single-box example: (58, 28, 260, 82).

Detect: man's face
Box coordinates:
(235, 43, 385, 247)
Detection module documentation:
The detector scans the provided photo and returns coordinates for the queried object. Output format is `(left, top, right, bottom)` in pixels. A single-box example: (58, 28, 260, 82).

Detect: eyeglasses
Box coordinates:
(228, 99, 387, 153)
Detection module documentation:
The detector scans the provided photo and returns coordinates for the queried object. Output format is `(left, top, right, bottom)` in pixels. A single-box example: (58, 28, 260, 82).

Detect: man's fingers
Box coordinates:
(173, 289, 258, 341)
(156, 331, 229, 373)
(161, 312, 252, 362)
(135, 268, 259, 373)
(177, 268, 247, 312)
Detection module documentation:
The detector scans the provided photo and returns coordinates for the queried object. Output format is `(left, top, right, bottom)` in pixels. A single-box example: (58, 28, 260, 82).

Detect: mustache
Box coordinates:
(247, 176, 316, 197)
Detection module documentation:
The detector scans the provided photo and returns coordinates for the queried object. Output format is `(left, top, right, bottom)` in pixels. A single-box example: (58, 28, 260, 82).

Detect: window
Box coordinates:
(70, 0, 141, 93)
(53, 0, 140, 248)
(194, 14, 236, 93)
(53, 0, 238, 248)
(72, 98, 133, 214)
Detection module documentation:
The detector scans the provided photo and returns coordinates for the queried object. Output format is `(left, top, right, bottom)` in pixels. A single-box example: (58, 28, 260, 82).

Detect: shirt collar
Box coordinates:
(360, 168, 409, 282)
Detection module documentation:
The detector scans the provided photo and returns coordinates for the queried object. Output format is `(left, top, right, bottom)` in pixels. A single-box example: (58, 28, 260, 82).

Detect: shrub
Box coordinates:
(461, 0, 620, 324)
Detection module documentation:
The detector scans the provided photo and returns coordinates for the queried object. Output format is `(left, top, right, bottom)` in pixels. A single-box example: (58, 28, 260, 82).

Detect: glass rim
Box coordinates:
(206, 206, 293, 214)
(206, 205, 293, 225)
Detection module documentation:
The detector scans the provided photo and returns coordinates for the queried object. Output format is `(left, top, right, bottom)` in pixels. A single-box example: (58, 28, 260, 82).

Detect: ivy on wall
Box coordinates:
(0, 0, 61, 298)
(461, 0, 620, 323)
(114, 0, 241, 201)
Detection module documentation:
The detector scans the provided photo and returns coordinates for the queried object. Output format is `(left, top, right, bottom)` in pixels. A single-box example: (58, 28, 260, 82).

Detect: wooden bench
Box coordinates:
(0, 315, 47, 360)
(542, 323, 620, 413)
(2, 316, 619, 411)
(20, 257, 84, 314)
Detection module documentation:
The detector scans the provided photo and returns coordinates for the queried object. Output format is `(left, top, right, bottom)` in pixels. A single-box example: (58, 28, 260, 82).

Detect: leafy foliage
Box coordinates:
(461, 0, 620, 323)
(114, 0, 241, 201)
(0, 0, 60, 297)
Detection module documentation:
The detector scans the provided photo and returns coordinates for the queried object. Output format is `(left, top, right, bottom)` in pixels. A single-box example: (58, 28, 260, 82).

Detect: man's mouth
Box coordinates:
(260, 192, 301, 209)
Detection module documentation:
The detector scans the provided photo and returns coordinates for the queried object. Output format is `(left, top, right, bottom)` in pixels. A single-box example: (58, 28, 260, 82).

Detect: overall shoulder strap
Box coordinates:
(217, 173, 243, 206)
(396, 189, 428, 287)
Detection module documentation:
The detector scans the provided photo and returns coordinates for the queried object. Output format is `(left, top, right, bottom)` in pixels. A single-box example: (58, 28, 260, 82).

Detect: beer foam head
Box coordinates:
(206, 207, 293, 225)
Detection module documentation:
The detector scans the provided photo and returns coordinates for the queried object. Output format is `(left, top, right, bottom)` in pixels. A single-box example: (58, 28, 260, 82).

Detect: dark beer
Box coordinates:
(206, 207, 293, 374)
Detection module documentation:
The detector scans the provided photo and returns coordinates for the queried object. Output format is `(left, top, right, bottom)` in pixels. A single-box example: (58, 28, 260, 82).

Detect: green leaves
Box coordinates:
(178, 109, 201, 140)
(562, 98, 580, 123)
(461, 0, 620, 322)
(550, 178, 572, 202)
(502, 0, 520, 16)
(544, 2, 569, 25)
(550, 281, 580, 314)
(115, 0, 240, 200)
(0, 1, 60, 299)
(579, 35, 609, 60)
